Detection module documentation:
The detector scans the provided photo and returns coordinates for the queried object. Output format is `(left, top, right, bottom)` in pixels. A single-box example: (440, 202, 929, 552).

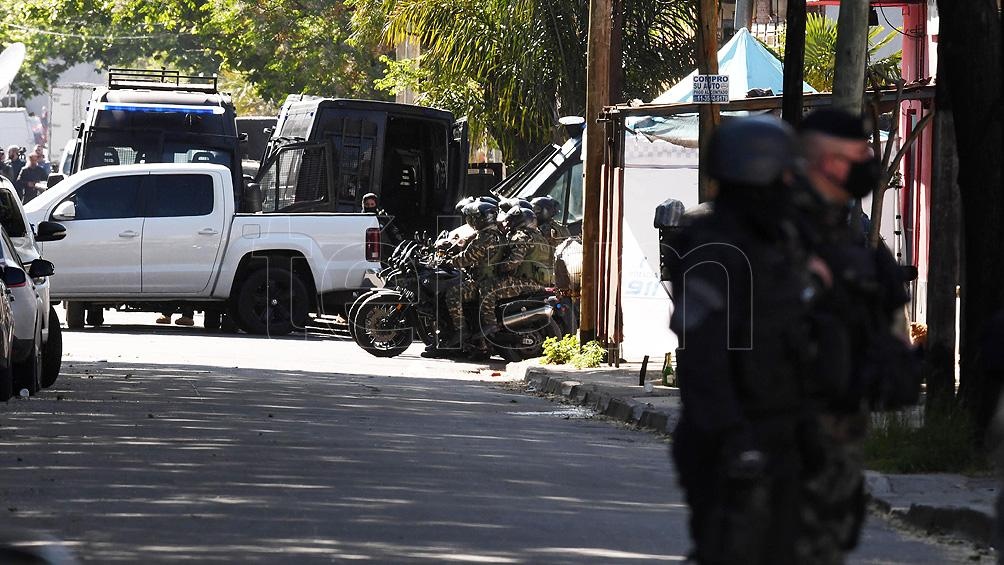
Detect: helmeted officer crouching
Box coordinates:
(670, 116, 816, 565)
(440, 201, 504, 348)
(479, 207, 553, 337)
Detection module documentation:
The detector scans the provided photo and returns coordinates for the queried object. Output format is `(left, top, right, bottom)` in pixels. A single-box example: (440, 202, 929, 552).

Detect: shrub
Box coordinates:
(572, 340, 607, 369)
(541, 334, 578, 365)
(864, 404, 989, 474)
(540, 335, 607, 369)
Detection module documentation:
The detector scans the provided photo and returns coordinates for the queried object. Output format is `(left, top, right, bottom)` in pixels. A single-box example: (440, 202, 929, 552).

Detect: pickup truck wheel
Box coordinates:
(234, 266, 309, 336)
(41, 307, 62, 388)
(66, 302, 85, 329)
(204, 311, 222, 332)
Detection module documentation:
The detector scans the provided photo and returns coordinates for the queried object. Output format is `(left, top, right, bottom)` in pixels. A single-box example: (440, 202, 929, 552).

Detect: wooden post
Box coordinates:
(782, 0, 807, 126)
(832, 0, 870, 113)
(696, 0, 720, 203)
(579, 0, 613, 343)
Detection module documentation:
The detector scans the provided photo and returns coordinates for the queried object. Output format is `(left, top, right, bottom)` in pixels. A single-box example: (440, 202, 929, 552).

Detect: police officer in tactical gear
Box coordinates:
(499, 197, 532, 214)
(361, 192, 403, 247)
(670, 116, 815, 565)
(441, 201, 504, 349)
(479, 207, 553, 337)
(531, 196, 572, 248)
(791, 109, 918, 564)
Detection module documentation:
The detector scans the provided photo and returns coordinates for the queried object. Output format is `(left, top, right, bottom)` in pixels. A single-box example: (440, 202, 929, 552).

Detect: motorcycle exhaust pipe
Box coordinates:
(502, 304, 554, 330)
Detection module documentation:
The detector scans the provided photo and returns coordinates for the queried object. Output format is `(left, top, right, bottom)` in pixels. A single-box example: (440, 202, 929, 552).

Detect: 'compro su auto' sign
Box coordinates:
(693, 75, 730, 103)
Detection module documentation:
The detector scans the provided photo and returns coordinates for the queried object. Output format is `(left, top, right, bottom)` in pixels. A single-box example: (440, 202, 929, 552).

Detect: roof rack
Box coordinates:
(108, 68, 219, 93)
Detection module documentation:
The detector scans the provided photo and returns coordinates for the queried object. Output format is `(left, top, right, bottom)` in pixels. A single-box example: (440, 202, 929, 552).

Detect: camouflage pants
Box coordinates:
(444, 278, 479, 332)
(479, 276, 544, 329)
(795, 412, 868, 565)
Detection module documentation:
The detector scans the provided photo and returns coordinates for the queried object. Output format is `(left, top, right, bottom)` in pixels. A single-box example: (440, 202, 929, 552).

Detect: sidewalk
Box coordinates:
(506, 361, 999, 548)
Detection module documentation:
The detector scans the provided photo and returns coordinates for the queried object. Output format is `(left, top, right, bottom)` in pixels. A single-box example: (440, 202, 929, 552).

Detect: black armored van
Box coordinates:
(253, 97, 469, 239)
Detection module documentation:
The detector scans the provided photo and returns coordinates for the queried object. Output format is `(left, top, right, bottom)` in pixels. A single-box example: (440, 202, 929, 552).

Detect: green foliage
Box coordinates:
(864, 405, 989, 474)
(0, 0, 389, 107)
(207, 0, 390, 103)
(571, 340, 607, 369)
(540, 334, 607, 369)
(541, 334, 578, 365)
(768, 14, 902, 92)
(358, 0, 696, 162)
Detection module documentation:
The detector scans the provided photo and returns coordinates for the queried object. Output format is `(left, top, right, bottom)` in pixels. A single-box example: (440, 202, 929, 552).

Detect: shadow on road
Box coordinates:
(0, 361, 685, 564)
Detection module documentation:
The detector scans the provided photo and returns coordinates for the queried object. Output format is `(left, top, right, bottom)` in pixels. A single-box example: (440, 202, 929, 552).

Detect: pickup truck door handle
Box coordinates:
(198, 228, 220, 236)
(118, 230, 140, 239)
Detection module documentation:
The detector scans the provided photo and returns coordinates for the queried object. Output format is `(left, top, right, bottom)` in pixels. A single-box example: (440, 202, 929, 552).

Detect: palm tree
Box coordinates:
(770, 14, 901, 92)
(353, 0, 695, 163)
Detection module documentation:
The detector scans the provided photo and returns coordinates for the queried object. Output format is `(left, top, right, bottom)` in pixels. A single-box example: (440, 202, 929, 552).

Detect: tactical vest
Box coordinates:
(515, 228, 554, 286)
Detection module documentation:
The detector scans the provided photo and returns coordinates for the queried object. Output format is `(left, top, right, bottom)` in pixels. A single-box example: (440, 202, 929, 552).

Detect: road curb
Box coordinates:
(865, 471, 996, 546)
(513, 364, 680, 435)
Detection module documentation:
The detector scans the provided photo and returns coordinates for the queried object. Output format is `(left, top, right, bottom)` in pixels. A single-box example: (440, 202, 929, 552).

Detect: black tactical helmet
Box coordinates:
(706, 115, 797, 188)
(477, 195, 499, 206)
(499, 197, 532, 213)
(455, 196, 475, 214)
(502, 207, 537, 231)
(462, 201, 498, 230)
(531, 196, 560, 222)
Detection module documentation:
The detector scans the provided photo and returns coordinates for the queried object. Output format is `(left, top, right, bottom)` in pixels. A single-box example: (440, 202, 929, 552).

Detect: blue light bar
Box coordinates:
(96, 102, 225, 115)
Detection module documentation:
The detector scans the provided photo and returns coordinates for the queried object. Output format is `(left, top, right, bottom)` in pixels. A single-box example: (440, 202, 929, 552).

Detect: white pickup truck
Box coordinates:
(24, 163, 382, 335)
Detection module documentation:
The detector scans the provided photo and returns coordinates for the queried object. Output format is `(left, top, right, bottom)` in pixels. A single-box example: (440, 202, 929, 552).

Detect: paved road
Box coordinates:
(0, 311, 987, 563)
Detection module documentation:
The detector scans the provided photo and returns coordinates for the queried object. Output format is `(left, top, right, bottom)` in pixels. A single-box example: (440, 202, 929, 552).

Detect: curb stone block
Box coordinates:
(638, 409, 669, 433)
(902, 504, 993, 545)
(605, 397, 635, 422)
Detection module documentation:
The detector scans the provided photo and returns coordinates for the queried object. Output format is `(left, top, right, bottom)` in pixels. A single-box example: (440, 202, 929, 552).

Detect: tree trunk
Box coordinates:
(781, 0, 807, 126)
(696, 0, 720, 203)
(937, 0, 1004, 439)
(924, 56, 960, 409)
(832, 1, 869, 113)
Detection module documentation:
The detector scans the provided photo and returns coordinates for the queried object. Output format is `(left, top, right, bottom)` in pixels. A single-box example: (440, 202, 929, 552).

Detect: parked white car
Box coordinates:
(0, 177, 65, 389)
(24, 163, 382, 336)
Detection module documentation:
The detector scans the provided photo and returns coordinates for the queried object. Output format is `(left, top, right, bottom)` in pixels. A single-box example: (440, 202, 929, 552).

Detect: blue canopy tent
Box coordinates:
(628, 28, 816, 147)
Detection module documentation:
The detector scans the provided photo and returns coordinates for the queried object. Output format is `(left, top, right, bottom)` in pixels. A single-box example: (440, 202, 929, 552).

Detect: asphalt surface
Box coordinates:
(0, 311, 988, 563)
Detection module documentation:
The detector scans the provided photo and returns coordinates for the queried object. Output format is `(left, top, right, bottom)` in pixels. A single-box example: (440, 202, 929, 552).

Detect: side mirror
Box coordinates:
(47, 173, 65, 188)
(244, 182, 263, 213)
(27, 259, 54, 278)
(2, 265, 26, 287)
(52, 201, 76, 221)
(35, 221, 66, 242)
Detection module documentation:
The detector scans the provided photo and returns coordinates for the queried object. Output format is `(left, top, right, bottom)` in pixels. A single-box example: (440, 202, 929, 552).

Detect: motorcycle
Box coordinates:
(349, 240, 576, 361)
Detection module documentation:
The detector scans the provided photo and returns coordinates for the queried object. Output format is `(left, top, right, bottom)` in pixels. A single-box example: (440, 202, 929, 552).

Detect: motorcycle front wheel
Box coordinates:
(353, 297, 414, 358)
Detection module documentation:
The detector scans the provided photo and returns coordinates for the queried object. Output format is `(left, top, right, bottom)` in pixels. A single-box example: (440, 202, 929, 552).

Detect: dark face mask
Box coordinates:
(363, 205, 377, 214)
(843, 158, 882, 199)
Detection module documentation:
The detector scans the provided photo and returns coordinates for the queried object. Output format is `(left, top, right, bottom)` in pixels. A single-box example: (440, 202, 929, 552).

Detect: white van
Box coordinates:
(0, 108, 36, 151)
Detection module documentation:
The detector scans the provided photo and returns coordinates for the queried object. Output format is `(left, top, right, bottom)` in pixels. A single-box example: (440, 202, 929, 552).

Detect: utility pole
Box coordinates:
(734, 0, 753, 30)
(782, 0, 807, 125)
(696, 0, 720, 203)
(579, 0, 613, 343)
(832, 0, 870, 112)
